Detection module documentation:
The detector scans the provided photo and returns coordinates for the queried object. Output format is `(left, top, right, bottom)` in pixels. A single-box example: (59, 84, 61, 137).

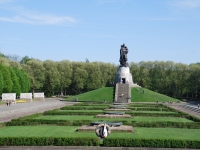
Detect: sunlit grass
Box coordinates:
(0, 126, 199, 140)
(35, 115, 193, 123)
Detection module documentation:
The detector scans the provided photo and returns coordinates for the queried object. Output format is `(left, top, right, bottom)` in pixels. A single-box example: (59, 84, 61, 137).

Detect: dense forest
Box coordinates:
(0, 52, 200, 100)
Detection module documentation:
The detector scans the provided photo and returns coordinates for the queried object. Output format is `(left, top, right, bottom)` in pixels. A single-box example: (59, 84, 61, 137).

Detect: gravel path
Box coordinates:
(0, 99, 77, 123)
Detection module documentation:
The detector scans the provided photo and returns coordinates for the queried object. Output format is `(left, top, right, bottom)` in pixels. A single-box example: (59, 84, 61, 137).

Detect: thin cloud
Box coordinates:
(0, 0, 13, 4)
(169, 0, 200, 9)
(0, 12, 77, 25)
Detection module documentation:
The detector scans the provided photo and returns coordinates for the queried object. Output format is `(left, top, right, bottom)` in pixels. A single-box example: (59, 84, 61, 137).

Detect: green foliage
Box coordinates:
(103, 138, 200, 148)
(43, 74, 53, 97)
(60, 106, 108, 110)
(22, 59, 45, 93)
(0, 137, 99, 146)
(0, 65, 13, 92)
(13, 68, 30, 93)
(9, 68, 21, 96)
(0, 72, 3, 95)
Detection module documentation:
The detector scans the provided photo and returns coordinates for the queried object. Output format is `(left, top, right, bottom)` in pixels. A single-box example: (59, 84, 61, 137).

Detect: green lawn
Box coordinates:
(0, 126, 199, 140)
(131, 88, 178, 102)
(65, 87, 114, 103)
(58, 110, 176, 114)
(131, 111, 177, 114)
(64, 87, 180, 103)
(35, 115, 193, 123)
(0, 101, 5, 105)
(58, 110, 103, 112)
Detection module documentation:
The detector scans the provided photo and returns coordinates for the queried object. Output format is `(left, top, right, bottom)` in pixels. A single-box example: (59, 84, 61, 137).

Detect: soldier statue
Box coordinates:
(119, 44, 128, 67)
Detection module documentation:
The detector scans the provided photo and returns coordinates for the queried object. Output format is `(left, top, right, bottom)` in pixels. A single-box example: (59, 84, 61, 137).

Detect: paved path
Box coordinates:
(167, 103, 200, 118)
(0, 99, 77, 123)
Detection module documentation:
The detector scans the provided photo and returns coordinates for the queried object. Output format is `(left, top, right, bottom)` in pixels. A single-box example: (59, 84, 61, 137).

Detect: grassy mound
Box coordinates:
(131, 88, 178, 102)
(66, 87, 114, 103)
(65, 87, 179, 103)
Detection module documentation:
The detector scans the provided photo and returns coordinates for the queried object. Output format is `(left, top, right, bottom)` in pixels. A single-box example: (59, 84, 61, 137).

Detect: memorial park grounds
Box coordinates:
(0, 87, 200, 148)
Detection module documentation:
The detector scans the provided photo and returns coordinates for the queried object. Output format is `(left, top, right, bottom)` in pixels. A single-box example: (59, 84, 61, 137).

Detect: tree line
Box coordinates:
(130, 61, 200, 99)
(0, 52, 200, 99)
(0, 57, 30, 96)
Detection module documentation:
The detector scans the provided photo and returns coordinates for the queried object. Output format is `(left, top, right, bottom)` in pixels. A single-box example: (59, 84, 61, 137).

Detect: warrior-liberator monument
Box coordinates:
(114, 44, 140, 103)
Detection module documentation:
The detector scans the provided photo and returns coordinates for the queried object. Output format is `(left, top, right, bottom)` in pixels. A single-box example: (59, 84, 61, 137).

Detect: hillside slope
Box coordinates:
(65, 87, 178, 103)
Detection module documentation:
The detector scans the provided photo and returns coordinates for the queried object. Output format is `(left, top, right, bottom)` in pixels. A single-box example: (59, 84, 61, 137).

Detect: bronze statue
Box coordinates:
(119, 44, 128, 67)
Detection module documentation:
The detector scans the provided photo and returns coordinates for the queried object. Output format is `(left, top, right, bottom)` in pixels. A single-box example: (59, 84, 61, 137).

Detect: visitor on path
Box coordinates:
(6, 101, 8, 106)
(9, 101, 11, 106)
(198, 103, 199, 109)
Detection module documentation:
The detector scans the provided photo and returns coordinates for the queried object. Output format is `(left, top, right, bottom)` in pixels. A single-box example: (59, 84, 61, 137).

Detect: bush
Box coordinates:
(60, 106, 107, 110)
(0, 137, 99, 146)
(43, 110, 100, 116)
(131, 121, 200, 129)
(103, 138, 200, 148)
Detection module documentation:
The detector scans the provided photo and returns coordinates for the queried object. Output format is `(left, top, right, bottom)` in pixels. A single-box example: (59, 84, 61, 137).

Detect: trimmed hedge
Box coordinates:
(60, 106, 107, 110)
(43, 110, 100, 116)
(6, 119, 200, 129)
(126, 112, 188, 117)
(130, 108, 170, 111)
(131, 121, 200, 129)
(0, 137, 99, 146)
(103, 138, 200, 148)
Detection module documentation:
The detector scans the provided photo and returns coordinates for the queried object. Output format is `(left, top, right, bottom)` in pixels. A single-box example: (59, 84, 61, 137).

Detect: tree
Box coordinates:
(14, 68, 30, 93)
(57, 60, 72, 96)
(0, 57, 10, 67)
(9, 67, 21, 96)
(85, 62, 102, 91)
(22, 59, 45, 94)
(43, 74, 54, 97)
(98, 62, 117, 86)
(0, 65, 13, 93)
(20, 56, 33, 64)
(43, 60, 60, 96)
(70, 62, 88, 94)
(0, 72, 3, 95)
(6, 54, 21, 62)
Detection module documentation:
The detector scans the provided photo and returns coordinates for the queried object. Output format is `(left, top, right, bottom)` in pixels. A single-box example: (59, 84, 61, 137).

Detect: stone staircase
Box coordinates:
(115, 83, 131, 103)
(179, 104, 200, 113)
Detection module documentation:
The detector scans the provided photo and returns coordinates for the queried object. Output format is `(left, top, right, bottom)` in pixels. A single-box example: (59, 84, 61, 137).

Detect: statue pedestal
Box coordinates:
(114, 66, 133, 85)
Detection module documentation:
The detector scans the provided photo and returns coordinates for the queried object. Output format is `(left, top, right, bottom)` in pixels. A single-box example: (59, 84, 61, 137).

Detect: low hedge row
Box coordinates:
(6, 119, 128, 126)
(6, 119, 93, 126)
(129, 107, 170, 111)
(60, 106, 107, 110)
(103, 138, 200, 148)
(73, 103, 110, 106)
(6, 119, 200, 129)
(0, 137, 99, 146)
(129, 104, 164, 107)
(126, 112, 188, 117)
(43, 110, 100, 116)
(131, 121, 200, 129)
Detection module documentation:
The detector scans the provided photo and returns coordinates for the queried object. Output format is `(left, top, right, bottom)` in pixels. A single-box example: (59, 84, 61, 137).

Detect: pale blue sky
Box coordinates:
(0, 0, 200, 65)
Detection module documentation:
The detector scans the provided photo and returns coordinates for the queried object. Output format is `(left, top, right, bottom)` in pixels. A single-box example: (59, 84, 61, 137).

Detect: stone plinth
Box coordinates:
(114, 66, 140, 87)
(77, 125, 134, 132)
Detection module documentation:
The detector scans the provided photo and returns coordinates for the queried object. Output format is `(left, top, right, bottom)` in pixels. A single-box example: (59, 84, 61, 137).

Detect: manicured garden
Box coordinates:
(0, 87, 200, 148)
